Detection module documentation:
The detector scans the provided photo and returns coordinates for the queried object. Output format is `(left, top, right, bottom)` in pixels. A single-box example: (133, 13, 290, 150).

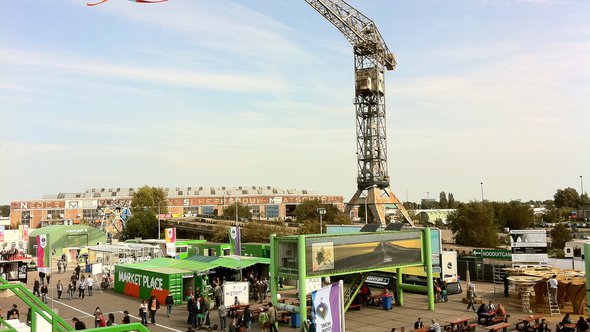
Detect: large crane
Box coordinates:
(304, 0, 413, 226)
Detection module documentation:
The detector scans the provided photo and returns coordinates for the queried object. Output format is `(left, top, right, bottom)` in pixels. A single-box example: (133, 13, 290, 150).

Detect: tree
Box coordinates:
(0, 205, 9, 217)
(123, 210, 159, 240)
(439, 192, 448, 209)
(241, 222, 291, 242)
(550, 223, 572, 249)
(448, 193, 457, 208)
(448, 202, 498, 247)
(294, 200, 351, 225)
(130, 186, 167, 215)
(493, 201, 535, 230)
(222, 203, 253, 220)
(553, 188, 580, 209)
(210, 225, 230, 243)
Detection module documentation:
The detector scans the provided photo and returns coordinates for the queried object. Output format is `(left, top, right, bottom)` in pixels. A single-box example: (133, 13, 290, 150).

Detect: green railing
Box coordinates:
(0, 277, 149, 332)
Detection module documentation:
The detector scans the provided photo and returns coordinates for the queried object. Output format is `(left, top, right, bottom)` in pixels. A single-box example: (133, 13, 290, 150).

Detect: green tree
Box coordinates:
(130, 186, 167, 215)
(448, 193, 457, 208)
(439, 192, 448, 209)
(553, 188, 580, 209)
(493, 201, 535, 230)
(210, 225, 230, 243)
(222, 202, 253, 220)
(294, 200, 351, 225)
(550, 223, 572, 249)
(123, 210, 159, 240)
(0, 205, 9, 217)
(449, 202, 498, 247)
(241, 222, 291, 242)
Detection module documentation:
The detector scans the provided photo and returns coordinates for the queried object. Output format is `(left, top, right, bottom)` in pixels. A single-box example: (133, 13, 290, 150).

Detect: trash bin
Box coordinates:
(291, 313, 301, 328)
(85, 264, 91, 273)
(382, 295, 392, 310)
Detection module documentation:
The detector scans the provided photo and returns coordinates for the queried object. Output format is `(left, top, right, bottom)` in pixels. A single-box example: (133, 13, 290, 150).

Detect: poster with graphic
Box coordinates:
(223, 281, 249, 307)
(36, 234, 51, 273)
(229, 227, 241, 256)
(311, 242, 334, 271)
(19, 225, 29, 241)
(165, 227, 176, 257)
(311, 281, 344, 332)
(0, 226, 4, 242)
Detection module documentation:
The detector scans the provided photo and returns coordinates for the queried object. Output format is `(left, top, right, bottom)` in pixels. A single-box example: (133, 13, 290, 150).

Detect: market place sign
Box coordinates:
(473, 249, 512, 260)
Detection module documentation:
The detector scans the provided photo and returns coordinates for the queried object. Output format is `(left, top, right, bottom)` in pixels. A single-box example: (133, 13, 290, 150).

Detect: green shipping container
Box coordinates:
(114, 265, 195, 305)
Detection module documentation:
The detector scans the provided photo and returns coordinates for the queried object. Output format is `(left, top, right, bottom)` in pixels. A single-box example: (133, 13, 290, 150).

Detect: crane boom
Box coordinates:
(304, 0, 413, 226)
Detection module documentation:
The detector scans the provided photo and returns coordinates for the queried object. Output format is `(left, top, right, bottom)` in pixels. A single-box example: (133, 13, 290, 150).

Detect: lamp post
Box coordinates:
(157, 199, 170, 239)
(581, 176, 585, 220)
(364, 184, 378, 224)
(480, 182, 484, 202)
(317, 208, 326, 234)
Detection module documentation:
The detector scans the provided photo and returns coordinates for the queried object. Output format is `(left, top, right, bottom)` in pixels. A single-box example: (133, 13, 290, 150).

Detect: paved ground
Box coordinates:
(0, 260, 575, 331)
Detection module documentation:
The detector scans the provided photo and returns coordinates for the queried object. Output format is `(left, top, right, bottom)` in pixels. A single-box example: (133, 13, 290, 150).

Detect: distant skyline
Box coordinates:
(1, 0, 588, 204)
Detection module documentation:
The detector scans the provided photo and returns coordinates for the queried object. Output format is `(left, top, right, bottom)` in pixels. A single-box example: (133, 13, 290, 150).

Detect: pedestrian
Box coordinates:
(414, 318, 424, 329)
(41, 283, 49, 304)
(441, 281, 448, 302)
(214, 283, 222, 307)
(75, 265, 81, 280)
(258, 308, 270, 332)
(87, 275, 94, 296)
(72, 317, 86, 330)
(46, 273, 51, 285)
(139, 300, 148, 325)
(430, 319, 441, 332)
(94, 307, 103, 328)
(218, 303, 228, 331)
(57, 280, 64, 301)
(466, 285, 476, 312)
(122, 311, 130, 324)
(63, 258, 68, 272)
(78, 275, 86, 299)
(165, 292, 174, 317)
(577, 316, 589, 332)
(6, 304, 19, 320)
(33, 279, 40, 297)
(107, 313, 115, 326)
(149, 295, 159, 325)
(243, 305, 251, 332)
(57, 260, 63, 274)
(502, 275, 509, 297)
(68, 281, 75, 300)
(267, 302, 278, 332)
(187, 295, 197, 327)
(26, 308, 31, 326)
(548, 274, 558, 304)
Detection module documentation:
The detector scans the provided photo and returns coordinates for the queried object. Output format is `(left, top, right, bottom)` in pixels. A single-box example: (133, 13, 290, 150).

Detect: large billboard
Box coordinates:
(510, 229, 548, 265)
(305, 232, 422, 276)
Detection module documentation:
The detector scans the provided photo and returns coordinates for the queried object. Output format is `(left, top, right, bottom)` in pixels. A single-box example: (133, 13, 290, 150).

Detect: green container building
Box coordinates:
(241, 243, 271, 258)
(29, 225, 107, 255)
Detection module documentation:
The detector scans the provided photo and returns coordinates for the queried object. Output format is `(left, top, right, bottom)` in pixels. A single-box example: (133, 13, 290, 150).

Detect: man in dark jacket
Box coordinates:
(165, 293, 174, 317)
(73, 317, 86, 330)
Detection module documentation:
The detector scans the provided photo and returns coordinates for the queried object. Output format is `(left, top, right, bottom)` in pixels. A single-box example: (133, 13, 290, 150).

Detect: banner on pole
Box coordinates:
(165, 227, 176, 257)
(229, 227, 241, 256)
(0, 226, 4, 242)
(19, 225, 29, 241)
(311, 282, 344, 332)
(37, 234, 51, 273)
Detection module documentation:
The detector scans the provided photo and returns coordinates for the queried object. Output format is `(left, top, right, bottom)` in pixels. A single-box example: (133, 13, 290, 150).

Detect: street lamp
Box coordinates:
(581, 176, 585, 220)
(364, 184, 378, 224)
(317, 208, 326, 234)
(157, 199, 170, 239)
(480, 182, 484, 202)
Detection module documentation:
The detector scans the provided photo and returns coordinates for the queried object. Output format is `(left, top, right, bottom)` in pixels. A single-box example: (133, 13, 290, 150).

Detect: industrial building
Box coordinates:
(9, 186, 344, 229)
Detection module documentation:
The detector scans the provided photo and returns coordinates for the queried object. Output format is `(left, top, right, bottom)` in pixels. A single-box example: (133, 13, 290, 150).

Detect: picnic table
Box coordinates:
(562, 323, 577, 332)
(414, 328, 430, 332)
(228, 304, 250, 317)
(446, 317, 471, 331)
(516, 314, 544, 331)
(478, 311, 497, 325)
(486, 322, 511, 332)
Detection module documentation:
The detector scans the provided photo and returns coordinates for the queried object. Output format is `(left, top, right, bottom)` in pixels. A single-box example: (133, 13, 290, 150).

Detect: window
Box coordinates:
(184, 207, 199, 215)
(21, 211, 31, 226)
(82, 209, 96, 219)
(47, 210, 64, 219)
(176, 246, 188, 253)
(266, 205, 279, 219)
(250, 205, 260, 219)
(202, 206, 215, 215)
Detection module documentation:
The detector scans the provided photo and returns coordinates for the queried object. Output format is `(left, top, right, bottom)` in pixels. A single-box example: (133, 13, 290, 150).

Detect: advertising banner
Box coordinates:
(165, 227, 176, 257)
(305, 231, 422, 276)
(0, 226, 4, 242)
(19, 225, 29, 241)
(473, 249, 512, 260)
(223, 281, 249, 306)
(311, 281, 344, 332)
(510, 230, 548, 265)
(36, 234, 51, 273)
(229, 227, 241, 256)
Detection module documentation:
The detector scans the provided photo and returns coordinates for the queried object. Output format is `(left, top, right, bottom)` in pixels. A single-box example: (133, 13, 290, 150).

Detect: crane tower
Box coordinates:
(304, 0, 413, 226)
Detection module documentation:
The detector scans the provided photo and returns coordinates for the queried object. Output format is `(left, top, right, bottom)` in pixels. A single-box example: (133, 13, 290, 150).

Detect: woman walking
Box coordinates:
(56, 280, 63, 301)
(139, 300, 148, 325)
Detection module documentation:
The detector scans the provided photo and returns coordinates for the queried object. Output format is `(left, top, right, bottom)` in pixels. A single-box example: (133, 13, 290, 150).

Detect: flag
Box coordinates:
(165, 227, 176, 257)
(311, 281, 344, 332)
(37, 234, 51, 273)
(19, 225, 29, 241)
(0, 226, 4, 242)
(229, 226, 241, 256)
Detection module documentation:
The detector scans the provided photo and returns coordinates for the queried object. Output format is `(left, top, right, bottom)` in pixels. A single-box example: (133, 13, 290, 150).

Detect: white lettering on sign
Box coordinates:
(183, 199, 190, 206)
(118, 271, 163, 291)
(65, 229, 88, 233)
(269, 197, 283, 204)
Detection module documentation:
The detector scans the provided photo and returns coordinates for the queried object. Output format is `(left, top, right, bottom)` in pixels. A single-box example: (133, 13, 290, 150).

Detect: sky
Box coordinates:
(1, 0, 589, 204)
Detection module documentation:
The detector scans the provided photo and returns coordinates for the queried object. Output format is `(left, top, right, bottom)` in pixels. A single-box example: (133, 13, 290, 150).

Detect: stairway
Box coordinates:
(2, 319, 30, 332)
(342, 273, 368, 311)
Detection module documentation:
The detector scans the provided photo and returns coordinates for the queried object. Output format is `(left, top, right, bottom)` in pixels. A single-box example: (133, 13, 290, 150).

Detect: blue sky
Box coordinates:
(1, 0, 588, 204)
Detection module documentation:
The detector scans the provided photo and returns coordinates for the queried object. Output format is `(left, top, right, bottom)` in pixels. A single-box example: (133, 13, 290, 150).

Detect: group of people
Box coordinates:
(72, 310, 131, 330)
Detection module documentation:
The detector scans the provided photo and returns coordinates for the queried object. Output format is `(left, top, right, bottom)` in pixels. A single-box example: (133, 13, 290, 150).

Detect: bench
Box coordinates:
(465, 323, 478, 332)
(489, 314, 510, 325)
(486, 322, 511, 332)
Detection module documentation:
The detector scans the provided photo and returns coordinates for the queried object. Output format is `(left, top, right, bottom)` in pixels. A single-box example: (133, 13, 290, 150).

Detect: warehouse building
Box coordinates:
(10, 186, 344, 229)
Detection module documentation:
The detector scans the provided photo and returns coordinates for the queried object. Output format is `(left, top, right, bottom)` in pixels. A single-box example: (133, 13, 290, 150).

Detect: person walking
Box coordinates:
(148, 295, 159, 325)
(68, 281, 75, 300)
(57, 260, 63, 274)
(122, 311, 130, 324)
(63, 258, 68, 273)
(56, 280, 64, 301)
(94, 307, 103, 328)
(40, 283, 49, 304)
(86, 275, 94, 296)
(33, 279, 40, 297)
(107, 313, 115, 326)
(72, 317, 86, 330)
(267, 302, 278, 332)
(466, 285, 476, 312)
(78, 275, 86, 299)
(258, 308, 270, 332)
(243, 305, 252, 332)
(218, 303, 228, 331)
(165, 293, 174, 317)
(139, 300, 148, 326)
(75, 265, 81, 280)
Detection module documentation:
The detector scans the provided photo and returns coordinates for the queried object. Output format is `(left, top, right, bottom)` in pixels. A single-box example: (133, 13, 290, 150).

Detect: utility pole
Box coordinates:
(581, 176, 585, 220)
(480, 182, 484, 202)
(317, 208, 326, 234)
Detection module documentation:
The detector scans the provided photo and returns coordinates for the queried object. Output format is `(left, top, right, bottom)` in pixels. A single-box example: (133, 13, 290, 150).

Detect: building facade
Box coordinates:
(10, 186, 344, 229)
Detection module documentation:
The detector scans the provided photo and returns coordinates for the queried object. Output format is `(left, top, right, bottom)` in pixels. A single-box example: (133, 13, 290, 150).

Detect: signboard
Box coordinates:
(306, 277, 322, 295)
(36, 234, 51, 273)
(19, 225, 29, 241)
(473, 249, 512, 260)
(165, 227, 176, 257)
(229, 227, 241, 256)
(510, 230, 548, 265)
(223, 281, 249, 306)
(0, 226, 4, 242)
(311, 282, 344, 332)
(305, 232, 422, 276)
